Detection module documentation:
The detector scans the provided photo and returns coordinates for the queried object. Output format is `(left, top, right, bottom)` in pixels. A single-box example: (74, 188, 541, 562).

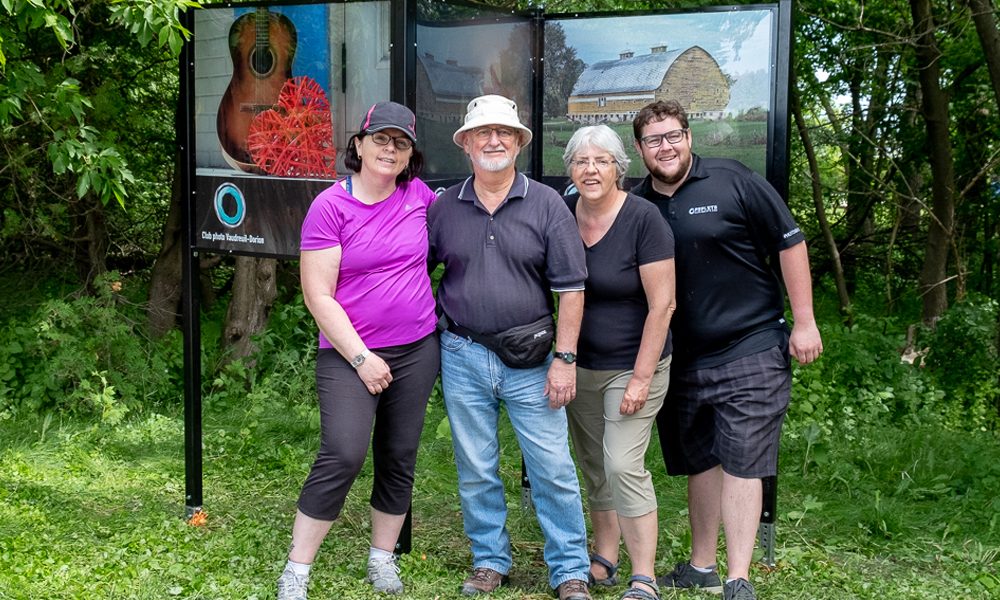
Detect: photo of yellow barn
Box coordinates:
(567, 45, 730, 124)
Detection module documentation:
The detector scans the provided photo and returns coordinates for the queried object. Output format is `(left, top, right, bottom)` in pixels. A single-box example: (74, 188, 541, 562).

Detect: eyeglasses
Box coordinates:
(570, 157, 616, 170)
(639, 128, 688, 148)
(473, 126, 516, 141)
(369, 131, 413, 150)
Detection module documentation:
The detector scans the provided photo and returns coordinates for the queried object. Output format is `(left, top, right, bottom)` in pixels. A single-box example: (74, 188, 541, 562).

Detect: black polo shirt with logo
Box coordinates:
(429, 172, 587, 334)
(631, 154, 804, 370)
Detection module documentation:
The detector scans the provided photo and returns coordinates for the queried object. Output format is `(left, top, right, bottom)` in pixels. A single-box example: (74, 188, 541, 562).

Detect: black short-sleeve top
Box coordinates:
(566, 193, 675, 370)
(631, 155, 805, 370)
(429, 172, 587, 334)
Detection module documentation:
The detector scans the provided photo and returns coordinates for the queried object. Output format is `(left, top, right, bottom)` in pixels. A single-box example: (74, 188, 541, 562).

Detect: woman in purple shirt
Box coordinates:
(277, 102, 439, 600)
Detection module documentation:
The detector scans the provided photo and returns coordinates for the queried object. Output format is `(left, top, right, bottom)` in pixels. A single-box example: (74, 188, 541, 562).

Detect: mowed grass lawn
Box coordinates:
(1, 384, 998, 599)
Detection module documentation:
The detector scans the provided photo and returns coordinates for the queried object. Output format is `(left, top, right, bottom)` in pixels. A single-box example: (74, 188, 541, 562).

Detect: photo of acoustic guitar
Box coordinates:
(216, 7, 297, 172)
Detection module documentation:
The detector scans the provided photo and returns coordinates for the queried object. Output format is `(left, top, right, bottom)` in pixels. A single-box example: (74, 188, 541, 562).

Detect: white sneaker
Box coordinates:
(366, 553, 404, 594)
(277, 565, 309, 600)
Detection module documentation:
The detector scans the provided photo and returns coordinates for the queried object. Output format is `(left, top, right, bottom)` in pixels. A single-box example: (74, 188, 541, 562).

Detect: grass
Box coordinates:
(2, 381, 999, 600)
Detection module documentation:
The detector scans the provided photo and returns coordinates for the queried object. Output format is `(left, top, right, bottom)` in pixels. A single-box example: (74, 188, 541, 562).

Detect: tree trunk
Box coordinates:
(967, 0, 1000, 109)
(911, 0, 957, 324)
(222, 256, 278, 363)
(791, 80, 852, 320)
(73, 197, 109, 289)
(147, 151, 184, 337)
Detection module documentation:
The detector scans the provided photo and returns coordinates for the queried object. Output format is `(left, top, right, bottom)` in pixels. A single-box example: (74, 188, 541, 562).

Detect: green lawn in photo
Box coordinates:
(540, 118, 768, 181)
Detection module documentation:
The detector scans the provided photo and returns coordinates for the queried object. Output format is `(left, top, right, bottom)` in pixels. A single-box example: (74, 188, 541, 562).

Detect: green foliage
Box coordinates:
(2, 383, 999, 598)
(205, 290, 318, 411)
(922, 295, 1000, 428)
(788, 313, 947, 448)
(0, 0, 194, 274)
(109, 0, 198, 57)
(0, 272, 181, 420)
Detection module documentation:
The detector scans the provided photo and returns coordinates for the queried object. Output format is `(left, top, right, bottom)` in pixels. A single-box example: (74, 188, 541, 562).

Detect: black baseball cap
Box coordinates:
(359, 101, 417, 142)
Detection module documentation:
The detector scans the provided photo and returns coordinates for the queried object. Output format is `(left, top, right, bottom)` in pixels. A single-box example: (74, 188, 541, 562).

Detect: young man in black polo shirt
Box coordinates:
(630, 100, 823, 600)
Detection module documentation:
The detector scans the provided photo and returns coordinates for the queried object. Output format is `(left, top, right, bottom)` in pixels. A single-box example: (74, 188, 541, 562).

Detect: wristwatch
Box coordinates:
(350, 349, 370, 369)
(553, 351, 577, 364)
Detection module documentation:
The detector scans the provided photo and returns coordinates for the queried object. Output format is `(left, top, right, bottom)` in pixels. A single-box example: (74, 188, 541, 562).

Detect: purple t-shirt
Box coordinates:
(300, 177, 438, 349)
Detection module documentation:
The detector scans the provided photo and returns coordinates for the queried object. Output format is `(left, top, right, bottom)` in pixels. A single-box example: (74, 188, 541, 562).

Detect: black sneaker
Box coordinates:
(656, 562, 722, 594)
(723, 578, 756, 600)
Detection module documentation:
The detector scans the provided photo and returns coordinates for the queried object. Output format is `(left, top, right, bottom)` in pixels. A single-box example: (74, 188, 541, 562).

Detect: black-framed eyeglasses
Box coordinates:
(370, 131, 413, 150)
(639, 128, 688, 149)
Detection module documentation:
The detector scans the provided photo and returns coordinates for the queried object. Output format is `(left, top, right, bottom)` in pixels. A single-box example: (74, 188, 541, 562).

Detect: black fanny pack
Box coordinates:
(445, 314, 555, 369)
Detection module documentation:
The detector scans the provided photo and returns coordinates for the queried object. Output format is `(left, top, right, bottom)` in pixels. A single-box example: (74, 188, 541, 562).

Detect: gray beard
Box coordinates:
(475, 155, 514, 172)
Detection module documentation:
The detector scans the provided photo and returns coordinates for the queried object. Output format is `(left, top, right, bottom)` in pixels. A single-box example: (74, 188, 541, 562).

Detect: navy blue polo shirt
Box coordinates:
(428, 172, 587, 334)
(631, 154, 805, 369)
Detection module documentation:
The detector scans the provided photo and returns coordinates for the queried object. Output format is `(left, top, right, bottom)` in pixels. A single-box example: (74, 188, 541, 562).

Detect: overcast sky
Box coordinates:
(414, 8, 773, 80)
(560, 9, 773, 76)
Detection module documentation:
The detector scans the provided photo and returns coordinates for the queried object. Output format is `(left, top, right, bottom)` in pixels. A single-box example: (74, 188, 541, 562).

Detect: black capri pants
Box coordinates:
(297, 333, 440, 521)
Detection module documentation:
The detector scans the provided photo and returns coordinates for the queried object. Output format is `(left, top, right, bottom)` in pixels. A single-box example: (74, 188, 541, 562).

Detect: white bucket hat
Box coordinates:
(452, 94, 533, 147)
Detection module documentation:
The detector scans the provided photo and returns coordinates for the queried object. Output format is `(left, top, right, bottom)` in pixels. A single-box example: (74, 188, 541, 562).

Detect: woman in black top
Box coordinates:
(563, 125, 676, 600)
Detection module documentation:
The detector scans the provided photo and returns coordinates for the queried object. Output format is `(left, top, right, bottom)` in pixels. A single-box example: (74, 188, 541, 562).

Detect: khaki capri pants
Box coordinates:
(567, 356, 671, 518)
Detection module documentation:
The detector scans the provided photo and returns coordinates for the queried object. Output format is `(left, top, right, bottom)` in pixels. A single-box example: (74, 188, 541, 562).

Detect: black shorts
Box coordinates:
(657, 345, 790, 478)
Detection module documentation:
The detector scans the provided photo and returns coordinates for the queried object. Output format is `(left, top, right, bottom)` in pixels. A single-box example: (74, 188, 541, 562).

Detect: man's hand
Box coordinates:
(544, 360, 577, 409)
(789, 321, 823, 365)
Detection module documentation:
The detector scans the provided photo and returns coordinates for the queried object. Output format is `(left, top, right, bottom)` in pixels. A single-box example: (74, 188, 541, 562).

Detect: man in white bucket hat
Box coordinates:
(429, 95, 592, 600)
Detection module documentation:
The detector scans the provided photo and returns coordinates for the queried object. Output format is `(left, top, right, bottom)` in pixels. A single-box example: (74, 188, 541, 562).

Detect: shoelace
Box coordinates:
(278, 571, 308, 595)
(369, 556, 401, 580)
(560, 579, 588, 593)
(469, 568, 496, 583)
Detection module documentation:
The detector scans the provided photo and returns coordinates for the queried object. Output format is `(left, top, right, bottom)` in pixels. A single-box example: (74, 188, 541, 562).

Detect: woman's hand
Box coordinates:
(356, 353, 393, 395)
(619, 375, 650, 415)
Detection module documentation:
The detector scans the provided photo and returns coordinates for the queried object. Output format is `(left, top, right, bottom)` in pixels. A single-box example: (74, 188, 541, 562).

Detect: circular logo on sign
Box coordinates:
(214, 183, 246, 228)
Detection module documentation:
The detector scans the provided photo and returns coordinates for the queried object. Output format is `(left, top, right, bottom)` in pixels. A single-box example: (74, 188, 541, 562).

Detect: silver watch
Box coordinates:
(350, 349, 370, 368)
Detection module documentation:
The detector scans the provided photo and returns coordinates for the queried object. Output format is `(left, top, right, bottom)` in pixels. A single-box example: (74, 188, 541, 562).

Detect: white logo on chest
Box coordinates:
(688, 205, 718, 215)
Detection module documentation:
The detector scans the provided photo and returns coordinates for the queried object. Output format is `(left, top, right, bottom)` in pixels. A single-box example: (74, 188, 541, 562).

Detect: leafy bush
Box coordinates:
(0, 272, 181, 421)
(788, 313, 946, 442)
(787, 300, 1000, 475)
(204, 291, 317, 411)
(921, 294, 1000, 429)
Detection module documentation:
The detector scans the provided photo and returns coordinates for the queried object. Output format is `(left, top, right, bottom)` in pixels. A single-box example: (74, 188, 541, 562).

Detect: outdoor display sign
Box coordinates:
(186, 0, 789, 260)
(191, 1, 393, 258)
(180, 1, 791, 535)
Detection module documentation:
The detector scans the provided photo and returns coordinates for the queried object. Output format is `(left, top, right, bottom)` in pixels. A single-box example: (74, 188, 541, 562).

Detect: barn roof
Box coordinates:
(417, 54, 483, 98)
(571, 48, 687, 95)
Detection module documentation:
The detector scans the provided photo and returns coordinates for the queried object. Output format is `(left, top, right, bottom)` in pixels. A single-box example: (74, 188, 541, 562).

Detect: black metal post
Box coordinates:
(394, 504, 413, 555)
(179, 7, 203, 520)
(758, 475, 777, 567)
(770, 0, 794, 200)
(529, 7, 545, 180)
(390, 0, 417, 108)
(520, 456, 534, 512)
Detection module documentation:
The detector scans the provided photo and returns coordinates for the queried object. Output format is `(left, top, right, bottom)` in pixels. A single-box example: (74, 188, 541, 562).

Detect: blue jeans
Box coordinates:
(439, 330, 590, 589)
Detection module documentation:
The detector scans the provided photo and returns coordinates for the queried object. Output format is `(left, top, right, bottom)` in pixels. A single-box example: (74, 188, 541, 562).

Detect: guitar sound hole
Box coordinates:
(249, 48, 276, 79)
